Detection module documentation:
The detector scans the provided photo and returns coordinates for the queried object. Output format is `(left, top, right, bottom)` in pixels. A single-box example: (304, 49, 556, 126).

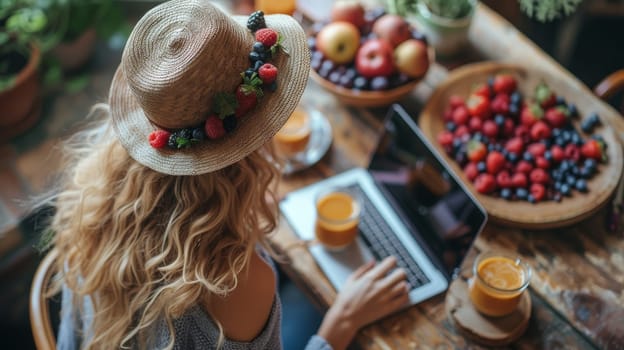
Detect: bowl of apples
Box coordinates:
(308, 2, 433, 108)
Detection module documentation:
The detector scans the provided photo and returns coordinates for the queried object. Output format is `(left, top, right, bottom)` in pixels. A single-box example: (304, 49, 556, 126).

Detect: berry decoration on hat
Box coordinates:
(148, 11, 282, 150)
(258, 63, 278, 84)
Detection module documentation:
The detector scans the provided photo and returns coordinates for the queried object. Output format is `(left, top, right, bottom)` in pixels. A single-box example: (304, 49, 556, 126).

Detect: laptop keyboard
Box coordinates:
(346, 184, 430, 289)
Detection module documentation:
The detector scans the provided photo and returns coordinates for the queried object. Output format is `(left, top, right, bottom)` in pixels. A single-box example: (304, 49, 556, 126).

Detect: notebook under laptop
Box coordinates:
(280, 104, 488, 305)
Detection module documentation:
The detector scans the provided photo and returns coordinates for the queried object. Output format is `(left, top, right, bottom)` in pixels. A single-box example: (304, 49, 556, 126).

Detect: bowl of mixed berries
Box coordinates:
(419, 62, 623, 229)
(308, 1, 433, 107)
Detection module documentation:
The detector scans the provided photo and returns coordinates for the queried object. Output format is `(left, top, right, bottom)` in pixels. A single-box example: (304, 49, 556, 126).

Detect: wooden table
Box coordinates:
(270, 3, 624, 349)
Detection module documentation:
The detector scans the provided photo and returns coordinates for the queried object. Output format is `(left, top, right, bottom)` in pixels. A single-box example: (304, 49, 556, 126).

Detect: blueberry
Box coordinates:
(527, 194, 536, 203)
(568, 103, 578, 118)
(473, 132, 485, 142)
(253, 60, 264, 71)
(552, 128, 562, 138)
(541, 138, 552, 148)
(556, 95, 566, 106)
(560, 183, 571, 196)
(444, 122, 456, 132)
(562, 130, 572, 142)
(329, 71, 341, 85)
(510, 92, 522, 105)
(253, 41, 265, 53)
(477, 161, 487, 173)
(506, 152, 519, 163)
(488, 143, 496, 152)
(523, 152, 534, 163)
(487, 76, 495, 89)
(551, 169, 562, 181)
(249, 51, 261, 63)
(338, 74, 354, 88)
(307, 37, 316, 50)
(244, 68, 256, 78)
(516, 188, 528, 200)
(353, 76, 368, 90)
(320, 60, 335, 73)
(572, 133, 583, 146)
(581, 120, 593, 133)
(555, 137, 566, 147)
(370, 76, 390, 91)
(575, 179, 588, 192)
(584, 158, 597, 170)
(452, 138, 463, 152)
(191, 127, 205, 141)
(559, 160, 571, 173)
(554, 181, 562, 191)
(268, 81, 277, 92)
(588, 112, 601, 126)
(544, 150, 553, 161)
(579, 166, 593, 179)
(494, 114, 505, 126)
(311, 58, 322, 71)
(259, 50, 271, 61)
(344, 68, 357, 79)
(509, 103, 519, 116)
(566, 175, 576, 186)
(500, 188, 512, 200)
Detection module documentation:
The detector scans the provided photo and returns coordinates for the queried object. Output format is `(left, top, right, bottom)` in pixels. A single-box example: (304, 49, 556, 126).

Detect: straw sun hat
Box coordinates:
(109, 0, 310, 175)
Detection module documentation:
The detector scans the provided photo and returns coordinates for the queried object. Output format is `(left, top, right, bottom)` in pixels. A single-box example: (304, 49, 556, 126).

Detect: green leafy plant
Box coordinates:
(63, 0, 124, 42)
(0, 0, 69, 90)
(518, 0, 583, 22)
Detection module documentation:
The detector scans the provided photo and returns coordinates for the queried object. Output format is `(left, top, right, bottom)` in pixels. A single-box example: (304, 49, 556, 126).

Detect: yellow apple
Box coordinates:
(316, 22, 361, 65)
(394, 39, 429, 78)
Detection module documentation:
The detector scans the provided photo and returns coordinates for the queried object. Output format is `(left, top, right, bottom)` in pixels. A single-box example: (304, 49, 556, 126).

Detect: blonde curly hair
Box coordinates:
(46, 104, 280, 349)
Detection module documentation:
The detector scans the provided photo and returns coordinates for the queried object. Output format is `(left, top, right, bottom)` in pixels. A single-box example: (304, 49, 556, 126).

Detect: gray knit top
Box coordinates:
(57, 252, 333, 350)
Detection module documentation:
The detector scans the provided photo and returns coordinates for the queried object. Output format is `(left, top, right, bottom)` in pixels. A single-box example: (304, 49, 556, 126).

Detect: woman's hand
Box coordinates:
(317, 256, 410, 350)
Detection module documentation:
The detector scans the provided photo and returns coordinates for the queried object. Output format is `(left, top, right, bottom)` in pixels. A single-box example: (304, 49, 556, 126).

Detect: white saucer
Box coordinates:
(281, 108, 333, 175)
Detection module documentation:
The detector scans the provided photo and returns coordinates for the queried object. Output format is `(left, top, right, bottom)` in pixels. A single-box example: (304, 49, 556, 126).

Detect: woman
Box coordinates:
(46, 1, 409, 349)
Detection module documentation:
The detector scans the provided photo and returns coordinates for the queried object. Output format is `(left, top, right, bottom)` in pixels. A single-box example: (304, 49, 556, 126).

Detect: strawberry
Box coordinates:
(490, 93, 510, 115)
(468, 116, 483, 133)
(529, 168, 549, 184)
(486, 151, 505, 174)
(449, 95, 465, 109)
(516, 160, 533, 174)
(467, 140, 487, 162)
(437, 130, 454, 149)
(527, 143, 546, 157)
(255, 28, 278, 47)
(492, 74, 517, 94)
(511, 172, 528, 188)
(473, 83, 491, 99)
(443, 106, 454, 122)
(148, 130, 171, 149)
(482, 120, 499, 138)
(535, 82, 557, 109)
(454, 125, 470, 139)
(496, 170, 513, 188)
(258, 63, 278, 84)
(452, 106, 470, 125)
(205, 115, 226, 139)
(530, 183, 546, 202)
(466, 94, 491, 119)
(234, 73, 264, 117)
(505, 137, 524, 154)
(581, 139, 606, 161)
(565, 143, 581, 162)
(502, 117, 515, 137)
(474, 173, 497, 194)
(530, 121, 551, 141)
(544, 106, 569, 128)
(520, 103, 543, 127)
(514, 124, 530, 142)
(464, 162, 479, 181)
(550, 145, 565, 163)
(535, 156, 550, 169)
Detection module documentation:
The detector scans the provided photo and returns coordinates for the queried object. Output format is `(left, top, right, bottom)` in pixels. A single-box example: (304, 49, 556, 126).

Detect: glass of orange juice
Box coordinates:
(274, 106, 312, 160)
(315, 186, 361, 251)
(255, 0, 297, 15)
(468, 252, 532, 317)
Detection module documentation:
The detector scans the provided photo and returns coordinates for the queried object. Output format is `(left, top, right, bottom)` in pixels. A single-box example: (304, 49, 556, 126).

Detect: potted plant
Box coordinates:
(386, 0, 477, 58)
(0, 0, 66, 139)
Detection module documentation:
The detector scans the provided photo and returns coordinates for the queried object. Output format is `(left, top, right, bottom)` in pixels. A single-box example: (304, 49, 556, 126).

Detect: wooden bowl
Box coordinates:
(419, 62, 623, 229)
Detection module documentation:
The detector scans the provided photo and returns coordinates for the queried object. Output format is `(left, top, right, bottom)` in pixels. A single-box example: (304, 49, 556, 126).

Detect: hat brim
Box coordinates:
(110, 14, 310, 176)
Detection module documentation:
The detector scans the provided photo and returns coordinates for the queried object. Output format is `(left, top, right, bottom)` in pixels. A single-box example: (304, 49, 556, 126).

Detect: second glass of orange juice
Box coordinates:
(315, 187, 361, 251)
(255, 0, 296, 15)
(468, 252, 531, 317)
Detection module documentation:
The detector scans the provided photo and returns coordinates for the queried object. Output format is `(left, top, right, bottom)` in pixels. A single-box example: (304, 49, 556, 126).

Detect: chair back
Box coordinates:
(29, 249, 58, 350)
(594, 69, 624, 114)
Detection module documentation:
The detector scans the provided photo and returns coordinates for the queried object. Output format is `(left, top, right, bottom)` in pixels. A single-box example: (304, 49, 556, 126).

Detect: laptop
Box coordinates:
(279, 104, 488, 305)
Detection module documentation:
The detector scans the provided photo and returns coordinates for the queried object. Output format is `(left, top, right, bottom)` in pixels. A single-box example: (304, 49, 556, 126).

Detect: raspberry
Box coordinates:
(255, 28, 278, 48)
(148, 130, 171, 149)
(247, 11, 266, 32)
(258, 63, 278, 84)
(205, 115, 226, 139)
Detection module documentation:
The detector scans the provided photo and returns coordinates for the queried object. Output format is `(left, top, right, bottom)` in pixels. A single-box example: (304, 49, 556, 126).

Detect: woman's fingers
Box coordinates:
(378, 268, 408, 292)
(385, 280, 410, 301)
(366, 256, 397, 280)
(350, 259, 376, 279)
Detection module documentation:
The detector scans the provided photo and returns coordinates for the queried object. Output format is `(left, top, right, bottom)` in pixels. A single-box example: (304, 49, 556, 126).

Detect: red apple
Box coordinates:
(355, 39, 394, 78)
(372, 14, 411, 48)
(394, 39, 430, 78)
(316, 22, 361, 64)
(330, 0, 366, 29)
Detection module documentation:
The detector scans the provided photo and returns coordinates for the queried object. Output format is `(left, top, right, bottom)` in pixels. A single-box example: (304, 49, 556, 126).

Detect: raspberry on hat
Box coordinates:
(149, 130, 171, 149)
(205, 115, 226, 139)
(255, 28, 278, 48)
(258, 63, 278, 84)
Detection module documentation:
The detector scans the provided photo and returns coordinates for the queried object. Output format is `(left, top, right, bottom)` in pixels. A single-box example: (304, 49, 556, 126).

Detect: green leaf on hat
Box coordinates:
(213, 92, 238, 119)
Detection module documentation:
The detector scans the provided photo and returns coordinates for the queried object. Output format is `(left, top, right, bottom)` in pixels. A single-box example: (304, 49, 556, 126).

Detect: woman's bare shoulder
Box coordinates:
(204, 251, 276, 342)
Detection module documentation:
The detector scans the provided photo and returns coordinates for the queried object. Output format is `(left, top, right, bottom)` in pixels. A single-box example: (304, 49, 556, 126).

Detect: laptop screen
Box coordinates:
(368, 105, 487, 278)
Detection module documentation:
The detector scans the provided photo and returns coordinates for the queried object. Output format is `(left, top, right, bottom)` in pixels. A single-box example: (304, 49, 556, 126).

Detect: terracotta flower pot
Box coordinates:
(0, 44, 42, 140)
(52, 28, 98, 72)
